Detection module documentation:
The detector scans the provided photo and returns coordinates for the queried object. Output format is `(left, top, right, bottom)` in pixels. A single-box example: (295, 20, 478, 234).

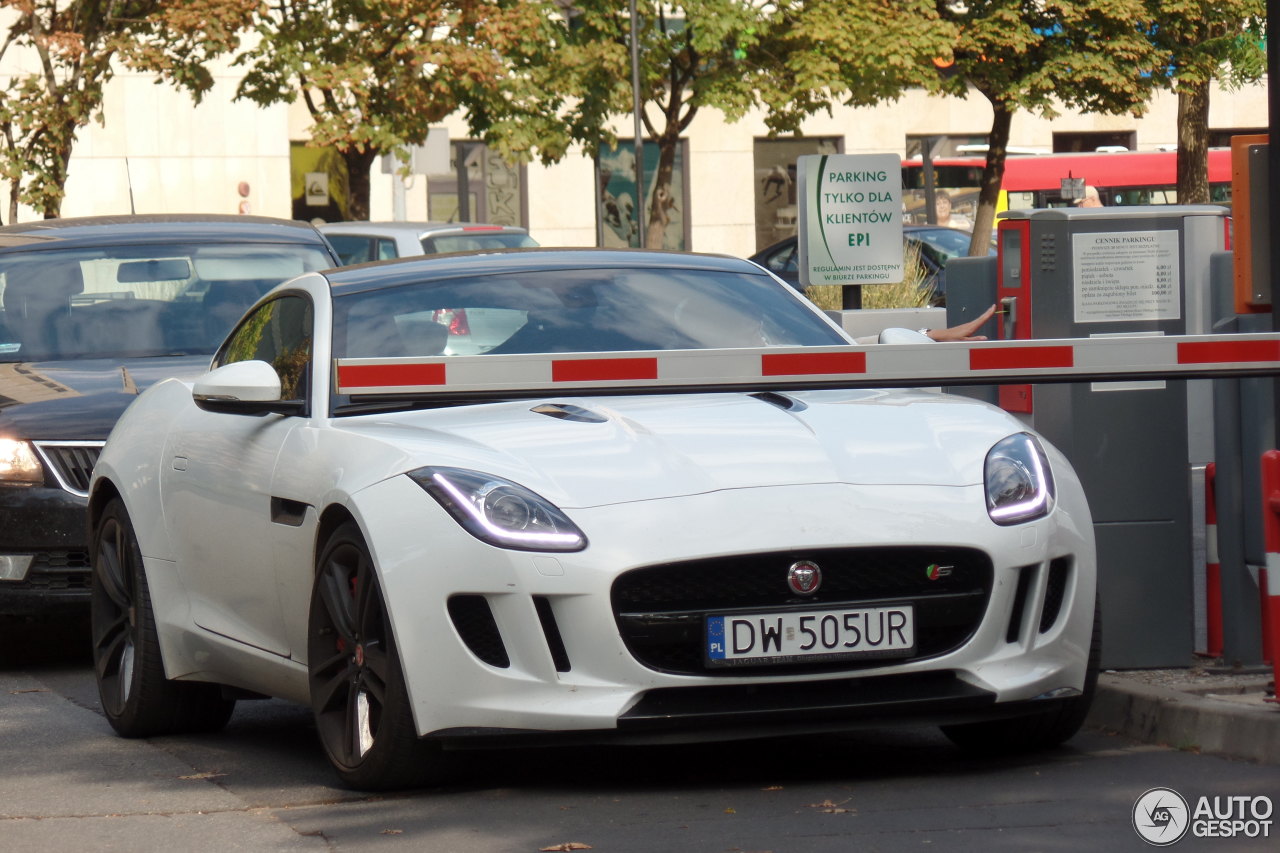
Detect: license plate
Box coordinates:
(706, 605, 915, 667)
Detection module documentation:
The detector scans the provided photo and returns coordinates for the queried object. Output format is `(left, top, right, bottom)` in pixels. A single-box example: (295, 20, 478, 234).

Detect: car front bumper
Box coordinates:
(0, 484, 92, 616)
(354, 475, 1097, 742)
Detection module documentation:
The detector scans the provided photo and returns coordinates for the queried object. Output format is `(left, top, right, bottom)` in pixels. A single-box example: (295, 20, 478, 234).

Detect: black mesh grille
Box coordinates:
(22, 551, 92, 589)
(447, 595, 510, 668)
(34, 443, 102, 495)
(611, 547, 993, 676)
(1039, 558, 1071, 634)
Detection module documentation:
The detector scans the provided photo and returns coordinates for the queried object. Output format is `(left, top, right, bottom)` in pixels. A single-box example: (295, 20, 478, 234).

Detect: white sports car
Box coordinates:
(88, 249, 1097, 790)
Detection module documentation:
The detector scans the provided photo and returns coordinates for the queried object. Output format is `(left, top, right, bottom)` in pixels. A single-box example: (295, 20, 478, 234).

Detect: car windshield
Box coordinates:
(421, 233, 539, 254)
(0, 243, 334, 362)
(333, 265, 847, 365)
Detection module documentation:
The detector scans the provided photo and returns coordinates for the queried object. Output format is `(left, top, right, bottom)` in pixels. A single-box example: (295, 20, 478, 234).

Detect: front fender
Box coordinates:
(89, 377, 193, 561)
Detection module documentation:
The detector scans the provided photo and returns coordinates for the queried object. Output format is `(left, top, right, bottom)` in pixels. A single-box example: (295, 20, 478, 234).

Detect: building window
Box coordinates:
(905, 135, 989, 159)
(1209, 128, 1268, 147)
(290, 142, 350, 223)
(1052, 131, 1137, 153)
(596, 139, 690, 250)
(427, 142, 529, 226)
(752, 137, 842, 251)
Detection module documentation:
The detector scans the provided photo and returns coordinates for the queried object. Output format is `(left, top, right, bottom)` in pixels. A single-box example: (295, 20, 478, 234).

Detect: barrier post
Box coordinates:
(1205, 463, 1224, 658)
(1258, 450, 1280, 699)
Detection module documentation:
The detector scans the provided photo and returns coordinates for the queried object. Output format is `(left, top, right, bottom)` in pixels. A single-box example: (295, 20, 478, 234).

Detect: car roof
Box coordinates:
(324, 247, 762, 295)
(318, 221, 528, 237)
(0, 214, 333, 253)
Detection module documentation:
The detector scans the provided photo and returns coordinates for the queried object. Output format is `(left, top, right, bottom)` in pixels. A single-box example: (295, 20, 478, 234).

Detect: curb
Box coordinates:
(1087, 675, 1280, 765)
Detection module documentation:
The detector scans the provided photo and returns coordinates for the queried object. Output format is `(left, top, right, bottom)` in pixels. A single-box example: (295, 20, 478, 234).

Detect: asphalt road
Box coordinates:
(2, 617, 1276, 853)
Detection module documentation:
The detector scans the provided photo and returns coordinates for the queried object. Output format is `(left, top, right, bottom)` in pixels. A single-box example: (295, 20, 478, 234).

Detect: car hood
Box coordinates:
(0, 356, 211, 440)
(344, 389, 1027, 508)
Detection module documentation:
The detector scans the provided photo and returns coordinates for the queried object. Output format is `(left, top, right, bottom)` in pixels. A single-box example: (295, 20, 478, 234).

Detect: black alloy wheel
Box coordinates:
(91, 497, 235, 736)
(307, 521, 444, 790)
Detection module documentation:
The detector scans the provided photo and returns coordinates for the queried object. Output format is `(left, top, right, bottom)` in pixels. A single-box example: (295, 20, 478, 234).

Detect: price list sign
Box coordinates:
(1071, 230, 1181, 323)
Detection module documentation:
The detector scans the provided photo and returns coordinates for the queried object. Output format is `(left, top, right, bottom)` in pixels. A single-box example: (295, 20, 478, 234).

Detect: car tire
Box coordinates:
(308, 521, 448, 791)
(941, 598, 1101, 754)
(91, 497, 236, 737)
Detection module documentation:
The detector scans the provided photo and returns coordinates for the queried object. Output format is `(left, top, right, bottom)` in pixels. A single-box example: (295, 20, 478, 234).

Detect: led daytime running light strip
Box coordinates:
(431, 472, 581, 549)
(988, 444, 1051, 522)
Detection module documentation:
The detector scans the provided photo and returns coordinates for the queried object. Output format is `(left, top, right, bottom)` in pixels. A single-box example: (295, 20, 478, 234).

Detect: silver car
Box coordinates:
(320, 221, 539, 266)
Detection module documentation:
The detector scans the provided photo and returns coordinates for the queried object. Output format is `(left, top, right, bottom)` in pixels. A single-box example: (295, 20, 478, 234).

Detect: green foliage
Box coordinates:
(929, 1, 1169, 251)
(234, 1, 569, 218)
(1143, 0, 1266, 91)
(528, 1, 954, 248)
(768, 0, 954, 126)
(0, 0, 250, 221)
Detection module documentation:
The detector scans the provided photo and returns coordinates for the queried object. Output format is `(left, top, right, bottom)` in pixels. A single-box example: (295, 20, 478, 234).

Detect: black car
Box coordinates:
(0, 214, 339, 617)
(749, 226, 996, 305)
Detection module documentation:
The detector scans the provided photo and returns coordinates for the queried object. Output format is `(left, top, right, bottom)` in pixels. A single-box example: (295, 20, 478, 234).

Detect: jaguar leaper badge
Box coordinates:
(787, 561, 822, 595)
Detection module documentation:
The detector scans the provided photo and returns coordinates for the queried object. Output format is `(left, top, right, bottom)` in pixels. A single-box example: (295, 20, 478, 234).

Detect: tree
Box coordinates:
(1143, 1, 1266, 204)
(543, 1, 952, 250)
(234, 0, 562, 221)
(0, 0, 248, 222)
(933, 1, 1164, 253)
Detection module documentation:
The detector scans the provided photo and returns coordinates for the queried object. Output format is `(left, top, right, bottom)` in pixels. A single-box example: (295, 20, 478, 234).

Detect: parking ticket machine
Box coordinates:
(994, 206, 1231, 668)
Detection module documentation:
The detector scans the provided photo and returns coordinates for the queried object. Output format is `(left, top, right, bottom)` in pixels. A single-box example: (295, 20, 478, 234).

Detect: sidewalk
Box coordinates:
(1087, 663, 1279, 764)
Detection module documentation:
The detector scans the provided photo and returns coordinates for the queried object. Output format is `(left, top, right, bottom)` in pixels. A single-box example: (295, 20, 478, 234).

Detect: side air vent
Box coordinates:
(530, 403, 609, 423)
(750, 391, 806, 412)
(533, 596, 572, 672)
(1039, 558, 1071, 634)
(447, 595, 510, 668)
(1006, 564, 1036, 644)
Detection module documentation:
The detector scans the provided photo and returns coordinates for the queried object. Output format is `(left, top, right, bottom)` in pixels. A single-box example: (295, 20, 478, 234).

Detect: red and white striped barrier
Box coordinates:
(1259, 450, 1280, 700)
(333, 332, 1280, 397)
(1201, 462, 1224, 658)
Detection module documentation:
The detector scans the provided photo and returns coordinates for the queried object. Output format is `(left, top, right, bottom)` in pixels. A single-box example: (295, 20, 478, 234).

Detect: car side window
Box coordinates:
(376, 239, 398, 260)
(766, 244, 797, 274)
(327, 235, 373, 265)
(215, 294, 313, 401)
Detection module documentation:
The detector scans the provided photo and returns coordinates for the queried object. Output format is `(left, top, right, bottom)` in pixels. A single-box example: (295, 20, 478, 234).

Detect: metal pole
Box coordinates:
(1270, 0, 1279, 320)
(921, 137, 937, 226)
(455, 143, 471, 222)
(630, 0, 646, 248)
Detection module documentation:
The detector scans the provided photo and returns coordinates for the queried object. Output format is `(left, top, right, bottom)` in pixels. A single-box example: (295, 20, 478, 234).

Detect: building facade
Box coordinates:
(7, 55, 1268, 263)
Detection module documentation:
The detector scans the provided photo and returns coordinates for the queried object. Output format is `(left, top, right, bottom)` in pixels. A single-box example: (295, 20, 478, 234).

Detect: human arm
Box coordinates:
(922, 304, 996, 342)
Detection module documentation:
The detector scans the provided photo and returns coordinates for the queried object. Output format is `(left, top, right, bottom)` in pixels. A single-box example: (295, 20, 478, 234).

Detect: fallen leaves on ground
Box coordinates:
(807, 797, 856, 815)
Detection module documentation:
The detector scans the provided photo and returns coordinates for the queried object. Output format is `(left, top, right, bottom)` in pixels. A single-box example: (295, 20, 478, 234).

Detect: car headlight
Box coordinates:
(985, 433, 1054, 525)
(409, 466, 587, 552)
(0, 438, 44, 485)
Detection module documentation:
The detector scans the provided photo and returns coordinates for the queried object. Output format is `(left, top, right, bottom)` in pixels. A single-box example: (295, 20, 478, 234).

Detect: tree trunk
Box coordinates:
(1176, 83, 1210, 204)
(970, 99, 1012, 256)
(645, 128, 679, 249)
(343, 147, 380, 221)
(41, 120, 78, 219)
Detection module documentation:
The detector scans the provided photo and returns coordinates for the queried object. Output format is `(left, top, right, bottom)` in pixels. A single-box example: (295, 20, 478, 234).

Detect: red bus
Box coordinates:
(900, 149, 1233, 225)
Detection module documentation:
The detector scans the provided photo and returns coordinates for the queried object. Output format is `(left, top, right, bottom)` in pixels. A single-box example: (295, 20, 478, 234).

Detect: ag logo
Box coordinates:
(1133, 787, 1190, 846)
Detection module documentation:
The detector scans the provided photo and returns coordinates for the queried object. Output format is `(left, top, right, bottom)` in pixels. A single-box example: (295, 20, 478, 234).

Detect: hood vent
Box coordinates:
(531, 402, 609, 424)
(750, 391, 806, 412)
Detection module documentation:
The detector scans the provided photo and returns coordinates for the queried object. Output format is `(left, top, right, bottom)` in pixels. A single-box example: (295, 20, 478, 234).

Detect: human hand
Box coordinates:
(926, 304, 996, 341)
